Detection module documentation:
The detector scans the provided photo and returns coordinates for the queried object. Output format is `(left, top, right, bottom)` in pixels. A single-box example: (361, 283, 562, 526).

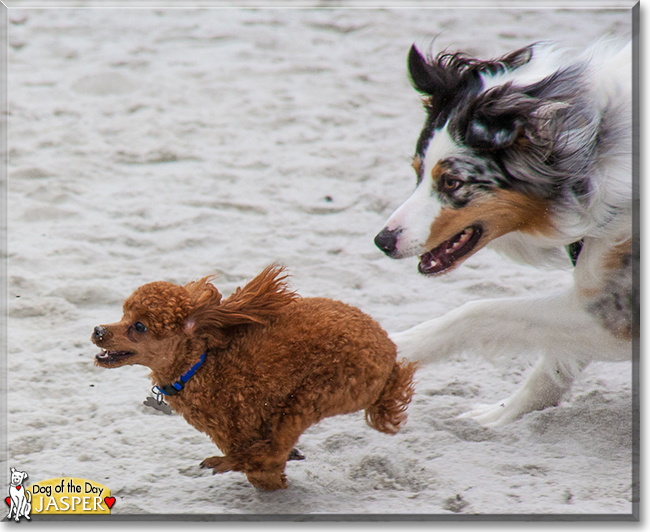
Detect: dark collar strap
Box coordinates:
(154, 351, 207, 397)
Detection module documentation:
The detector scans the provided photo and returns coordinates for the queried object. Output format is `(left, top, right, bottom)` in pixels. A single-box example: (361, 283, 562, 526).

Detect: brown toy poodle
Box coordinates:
(92, 265, 416, 491)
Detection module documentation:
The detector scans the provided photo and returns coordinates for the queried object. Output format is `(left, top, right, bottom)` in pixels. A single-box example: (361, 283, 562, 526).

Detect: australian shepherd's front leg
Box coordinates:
(391, 235, 634, 426)
(392, 288, 630, 426)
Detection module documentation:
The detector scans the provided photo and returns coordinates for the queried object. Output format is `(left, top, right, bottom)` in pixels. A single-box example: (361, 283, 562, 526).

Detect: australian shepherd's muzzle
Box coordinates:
(375, 40, 635, 426)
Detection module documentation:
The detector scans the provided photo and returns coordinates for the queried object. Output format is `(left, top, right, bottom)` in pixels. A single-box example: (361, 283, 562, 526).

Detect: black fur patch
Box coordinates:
(409, 44, 534, 157)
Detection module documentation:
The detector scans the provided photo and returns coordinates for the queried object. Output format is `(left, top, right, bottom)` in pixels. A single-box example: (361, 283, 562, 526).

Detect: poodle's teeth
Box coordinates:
(98, 351, 108, 358)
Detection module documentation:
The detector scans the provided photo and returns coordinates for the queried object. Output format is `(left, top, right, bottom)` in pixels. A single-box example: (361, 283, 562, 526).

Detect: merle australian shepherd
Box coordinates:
(374, 40, 635, 426)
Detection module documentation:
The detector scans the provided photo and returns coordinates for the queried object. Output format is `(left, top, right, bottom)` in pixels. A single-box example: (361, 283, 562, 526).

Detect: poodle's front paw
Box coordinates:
(200, 456, 232, 474)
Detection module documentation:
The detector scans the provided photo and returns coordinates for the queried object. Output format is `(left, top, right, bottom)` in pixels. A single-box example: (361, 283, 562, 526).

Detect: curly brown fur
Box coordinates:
(365, 359, 418, 434)
(92, 265, 415, 491)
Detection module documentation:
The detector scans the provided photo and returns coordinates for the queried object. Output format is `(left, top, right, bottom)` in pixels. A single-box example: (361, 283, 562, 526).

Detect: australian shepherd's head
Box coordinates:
(375, 41, 629, 274)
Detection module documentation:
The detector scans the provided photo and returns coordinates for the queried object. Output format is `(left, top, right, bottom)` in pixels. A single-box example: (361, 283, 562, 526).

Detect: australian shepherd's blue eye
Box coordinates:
(134, 322, 147, 333)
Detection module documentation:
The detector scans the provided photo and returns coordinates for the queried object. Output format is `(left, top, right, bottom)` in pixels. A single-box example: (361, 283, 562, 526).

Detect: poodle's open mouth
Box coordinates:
(95, 350, 135, 366)
(418, 225, 483, 275)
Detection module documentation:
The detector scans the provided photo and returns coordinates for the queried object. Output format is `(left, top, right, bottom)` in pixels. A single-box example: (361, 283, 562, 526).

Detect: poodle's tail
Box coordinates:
(365, 359, 417, 435)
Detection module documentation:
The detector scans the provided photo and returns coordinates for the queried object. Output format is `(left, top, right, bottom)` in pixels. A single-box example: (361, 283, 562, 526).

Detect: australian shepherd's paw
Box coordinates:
(457, 400, 530, 428)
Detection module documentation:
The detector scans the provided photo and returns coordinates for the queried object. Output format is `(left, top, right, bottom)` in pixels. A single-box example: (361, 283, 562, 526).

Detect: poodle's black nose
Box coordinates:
(374, 227, 400, 257)
(93, 326, 107, 341)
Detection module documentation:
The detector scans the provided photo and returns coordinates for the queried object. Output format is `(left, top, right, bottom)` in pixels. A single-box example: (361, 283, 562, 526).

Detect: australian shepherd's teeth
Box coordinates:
(375, 39, 635, 426)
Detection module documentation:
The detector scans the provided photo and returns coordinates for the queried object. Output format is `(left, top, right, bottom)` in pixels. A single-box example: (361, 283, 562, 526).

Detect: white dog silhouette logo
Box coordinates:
(7, 467, 31, 522)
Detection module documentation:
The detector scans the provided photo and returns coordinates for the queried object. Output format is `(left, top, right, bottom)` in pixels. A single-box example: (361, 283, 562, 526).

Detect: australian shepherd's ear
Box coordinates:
(462, 70, 577, 153)
(461, 86, 533, 150)
(184, 265, 298, 347)
(408, 45, 463, 108)
(408, 43, 537, 148)
(408, 44, 534, 111)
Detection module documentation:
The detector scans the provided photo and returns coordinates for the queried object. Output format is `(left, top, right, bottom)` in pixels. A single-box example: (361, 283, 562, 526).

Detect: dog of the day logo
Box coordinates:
(6, 469, 115, 519)
(6, 468, 31, 522)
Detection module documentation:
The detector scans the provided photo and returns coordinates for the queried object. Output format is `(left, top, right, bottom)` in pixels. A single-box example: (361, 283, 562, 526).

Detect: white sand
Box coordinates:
(6, 4, 635, 517)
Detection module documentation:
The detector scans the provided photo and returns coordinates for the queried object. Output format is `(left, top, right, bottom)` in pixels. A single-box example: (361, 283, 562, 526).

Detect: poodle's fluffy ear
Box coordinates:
(183, 275, 224, 346)
(184, 265, 297, 348)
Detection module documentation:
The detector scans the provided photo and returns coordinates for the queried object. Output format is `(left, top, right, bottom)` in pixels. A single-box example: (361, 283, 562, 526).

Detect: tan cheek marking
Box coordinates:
(487, 190, 554, 236)
(430, 161, 447, 183)
(579, 238, 632, 298)
(411, 156, 422, 176)
(614, 324, 632, 340)
(603, 238, 632, 271)
(578, 238, 631, 299)
(579, 287, 601, 298)
(424, 190, 553, 251)
(424, 207, 484, 251)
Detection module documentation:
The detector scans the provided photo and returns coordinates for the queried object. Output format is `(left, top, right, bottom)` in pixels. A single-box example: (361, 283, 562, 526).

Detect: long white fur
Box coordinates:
(384, 128, 461, 259)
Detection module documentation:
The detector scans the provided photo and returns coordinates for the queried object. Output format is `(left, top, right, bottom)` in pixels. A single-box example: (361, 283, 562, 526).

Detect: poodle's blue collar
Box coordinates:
(152, 351, 207, 403)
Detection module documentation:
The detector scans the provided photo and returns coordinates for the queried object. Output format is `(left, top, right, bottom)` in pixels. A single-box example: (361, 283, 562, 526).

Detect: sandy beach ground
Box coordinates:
(5, 2, 636, 518)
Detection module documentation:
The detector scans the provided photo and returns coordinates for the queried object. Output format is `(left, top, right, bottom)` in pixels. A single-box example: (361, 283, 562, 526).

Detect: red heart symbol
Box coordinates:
(16, 486, 21, 491)
(104, 496, 115, 509)
(4, 496, 10, 506)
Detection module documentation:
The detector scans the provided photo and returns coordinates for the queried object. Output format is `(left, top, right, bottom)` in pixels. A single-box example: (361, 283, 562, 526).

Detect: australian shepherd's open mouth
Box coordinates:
(95, 350, 135, 366)
(418, 225, 483, 275)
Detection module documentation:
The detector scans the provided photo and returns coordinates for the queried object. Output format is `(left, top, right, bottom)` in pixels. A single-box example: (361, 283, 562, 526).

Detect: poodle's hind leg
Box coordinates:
(245, 470, 288, 491)
(241, 407, 321, 490)
(201, 446, 303, 475)
(201, 445, 291, 490)
(244, 417, 314, 490)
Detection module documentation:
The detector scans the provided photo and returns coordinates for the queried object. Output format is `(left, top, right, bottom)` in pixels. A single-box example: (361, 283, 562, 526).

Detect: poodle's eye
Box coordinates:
(134, 322, 147, 333)
(440, 175, 462, 192)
